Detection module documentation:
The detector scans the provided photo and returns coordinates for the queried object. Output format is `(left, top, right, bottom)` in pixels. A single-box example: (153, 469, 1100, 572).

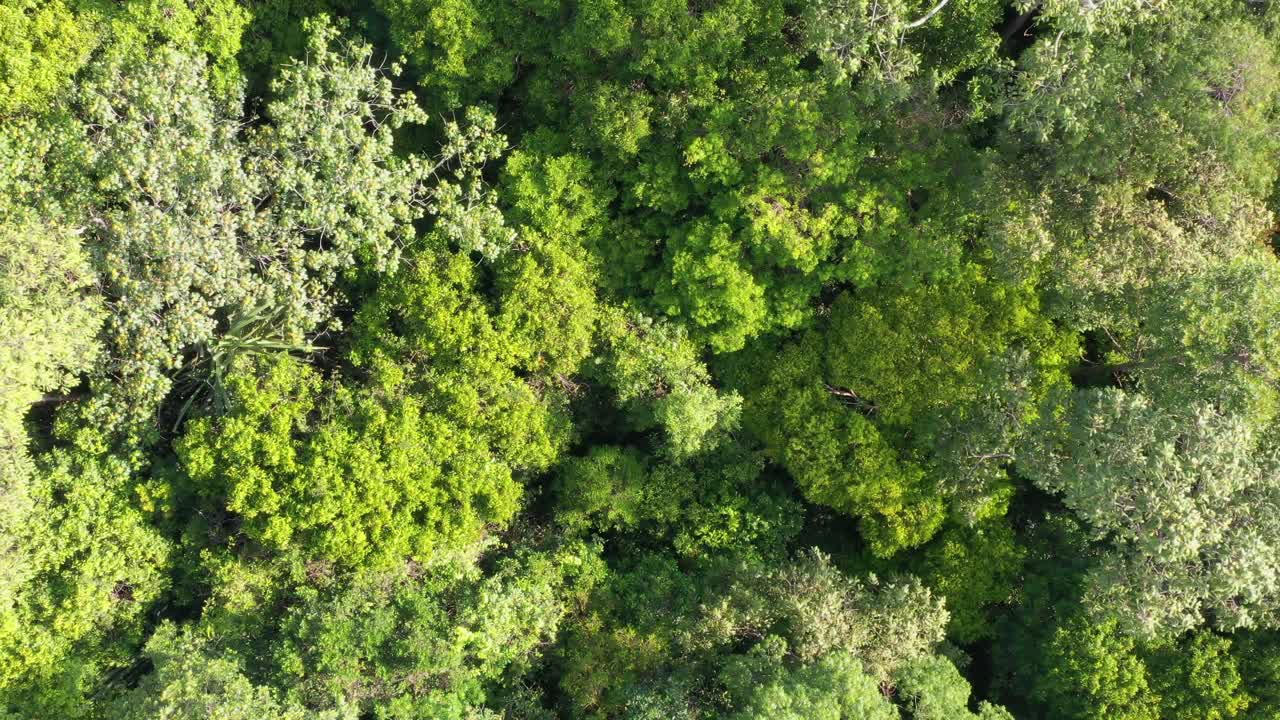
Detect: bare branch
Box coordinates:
(904, 0, 950, 29)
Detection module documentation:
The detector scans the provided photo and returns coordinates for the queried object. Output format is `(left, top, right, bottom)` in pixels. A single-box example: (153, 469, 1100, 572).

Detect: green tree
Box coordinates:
(910, 517, 1026, 643)
(989, 2, 1280, 333)
(1022, 389, 1280, 636)
(736, 265, 1070, 556)
(895, 654, 1016, 720)
(597, 310, 743, 460)
(720, 642, 899, 720)
(174, 353, 525, 568)
(494, 147, 609, 380)
(1148, 631, 1250, 720)
(1034, 615, 1160, 720)
(351, 247, 573, 474)
(0, 0, 249, 115)
(263, 539, 603, 718)
(41, 19, 439, 443)
(0, 449, 170, 714)
(558, 549, 958, 717)
(739, 332, 941, 556)
(0, 211, 101, 464)
(112, 624, 353, 720)
(0, 0, 96, 115)
(1234, 630, 1280, 719)
(554, 445, 801, 559)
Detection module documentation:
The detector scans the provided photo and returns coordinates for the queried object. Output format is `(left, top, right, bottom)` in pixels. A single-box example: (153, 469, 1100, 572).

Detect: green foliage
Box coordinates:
(494, 147, 607, 378)
(175, 353, 523, 567)
(0, 0, 249, 115)
(911, 518, 1026, 644)
(1034, 615, 1161, 720)
(0, 0, 96, 115)
(895, 654, 1015, 720)
(0, 212, 101, 457)
(558, 548, 957, 717)
(104, 0, 251, 99)
(1136, 256, 1280, 422)
(1147, 631, 1250, 720)
(737, 267, 1071, 555)
(721, 642, 1015, 720)
(10, 1, 1280, 717)
(597, 310, 743, 459)
(554, 445, 801, 558)
(720, 643, 899, 720)
(36, 19, 436, 444)
(1026, 617, 1253, 720)
(1023, 389, 1280, 637)
(1011, 4, 1279, 195)
(113, 623, 351, 720)
(992, 2, 1280, 333)
(351, 249, 573, 473)
(371, 0, 537, 108)
(264, 539, 603, 718)
(739, 331, 941, 556)
(824, 269, 1059, 431)
(0, 449, 169, 709)
(1234, 630, 1280, 720)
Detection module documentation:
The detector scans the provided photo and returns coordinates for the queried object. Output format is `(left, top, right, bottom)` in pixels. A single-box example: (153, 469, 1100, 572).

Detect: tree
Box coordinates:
(0, 449, 170, 714)
(894, 654, 1016, 720)
(494, 147, 608, 380)
(112, 624, 352, 720)
(989, 2, 1280, 331)
(558, 548, 963, 717)
(720, 643, 899, 720)
(0, 0, 95, 116)
(350, 247, 572, 474)
(596, 310, 743, 460)
(801, 0, 1006, 89)
(1147, 630, 1250, 720)
(742, 331, 943, 556)
(1022, 389, 1280, 636)
(1131, 256, 1280, 423)
(0, 0, 249, 115)
(0, 211, 101, 471)
(186, 537, 604, 719)
(371, 0, 545, 108)
(909, 517, 1026, 643)
(554, 444, 802, 559)
(44, 19, 441, 443)
(1034, 615, 1161, 720)
(1020, 615, 1252, 720)
(174, 352, 525, 568)
(735, 264, 1071, 556)
(1234, 629, 1280, 720)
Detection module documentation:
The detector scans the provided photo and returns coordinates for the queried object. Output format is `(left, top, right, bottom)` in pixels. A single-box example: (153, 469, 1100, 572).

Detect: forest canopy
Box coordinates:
(4, 0, 1280, 718)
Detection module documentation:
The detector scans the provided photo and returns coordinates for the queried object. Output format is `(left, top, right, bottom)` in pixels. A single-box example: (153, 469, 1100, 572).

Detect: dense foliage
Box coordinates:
(4, 0, 1280, 717)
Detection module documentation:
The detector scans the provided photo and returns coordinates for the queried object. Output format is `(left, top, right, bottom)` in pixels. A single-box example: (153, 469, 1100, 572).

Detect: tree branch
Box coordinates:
(825, 383, 878, 415)
(1000, 2, 1041, 41)
(904, 0, 951, 29)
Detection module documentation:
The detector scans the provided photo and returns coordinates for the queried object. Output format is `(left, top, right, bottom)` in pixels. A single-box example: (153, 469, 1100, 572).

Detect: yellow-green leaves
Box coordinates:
(176, 353, 525, 568)
(0, 0, 95, 115)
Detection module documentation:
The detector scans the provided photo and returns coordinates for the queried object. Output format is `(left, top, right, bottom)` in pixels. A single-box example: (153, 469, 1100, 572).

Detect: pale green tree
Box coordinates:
(1022, 389, 1280, 636)
(0, 215, 101, 453)
(720, 643, 899, 720)
(51, 19, 458, 442)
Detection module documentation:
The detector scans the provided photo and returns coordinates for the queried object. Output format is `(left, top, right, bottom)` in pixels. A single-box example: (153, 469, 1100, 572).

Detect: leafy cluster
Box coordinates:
(5, 0, 1280, 718)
